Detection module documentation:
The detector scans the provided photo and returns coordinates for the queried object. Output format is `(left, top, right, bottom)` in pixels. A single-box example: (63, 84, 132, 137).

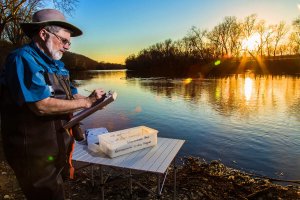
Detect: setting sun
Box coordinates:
(241, 33, 261, 51)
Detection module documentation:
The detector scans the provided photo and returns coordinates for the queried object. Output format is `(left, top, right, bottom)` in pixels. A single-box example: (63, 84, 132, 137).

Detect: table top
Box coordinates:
(72, 137, 185, 174)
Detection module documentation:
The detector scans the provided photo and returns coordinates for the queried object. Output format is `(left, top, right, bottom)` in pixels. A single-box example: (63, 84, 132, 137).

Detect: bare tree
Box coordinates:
(292, 16, 300, 31)
(288, 32, 300, 54)
(278, 44, 288, 56)
(52, 0, 78, 16)
(1, 0, 78, 44)
(207, 25, 223, 58)
(242, 14, 258, 38)
(175, 37, 191, 57)
(187, 26, 209, 60)
(3, 0, 41, 45)
(240, 14, 260, 58)
(218, 19, 230, 56)
(264, 25, 275, 57)
(207, 16, 242, 58)
(227, 16, 242, 57)
(255, 20, 267, 56)
(290, 16, 300, 54)
(272, 21, 288, 56)
(0, 0, 27, 38)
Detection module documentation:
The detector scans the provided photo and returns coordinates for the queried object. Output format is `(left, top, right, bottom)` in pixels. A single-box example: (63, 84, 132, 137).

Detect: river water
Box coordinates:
(71, 70, 300, 181)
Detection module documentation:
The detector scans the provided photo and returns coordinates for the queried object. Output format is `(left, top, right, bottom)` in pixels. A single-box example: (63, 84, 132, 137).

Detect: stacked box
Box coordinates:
(99, 126, 158, 158)
(85, 127, 108, 152)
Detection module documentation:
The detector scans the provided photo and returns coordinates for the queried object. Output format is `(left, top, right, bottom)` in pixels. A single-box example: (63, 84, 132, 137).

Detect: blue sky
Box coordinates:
(59, 0, 300, 63)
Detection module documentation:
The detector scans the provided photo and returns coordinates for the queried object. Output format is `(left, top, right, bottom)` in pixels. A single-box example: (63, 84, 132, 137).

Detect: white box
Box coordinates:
(85, 127, 108, 152)
(99, 126, 158, 158)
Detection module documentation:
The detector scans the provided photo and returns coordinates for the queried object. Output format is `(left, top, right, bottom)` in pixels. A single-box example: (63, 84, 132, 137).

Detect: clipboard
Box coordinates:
(63, 91, 117, 129)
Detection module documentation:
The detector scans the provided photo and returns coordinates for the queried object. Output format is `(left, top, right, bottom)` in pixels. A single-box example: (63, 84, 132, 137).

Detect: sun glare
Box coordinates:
(244, 77, 253, 101)
(241, 33, 261, 51)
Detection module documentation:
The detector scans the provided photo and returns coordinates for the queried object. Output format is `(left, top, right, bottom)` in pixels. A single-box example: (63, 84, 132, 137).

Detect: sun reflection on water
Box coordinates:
(244, 77, 253, 102)
(183, 78, 192, 85)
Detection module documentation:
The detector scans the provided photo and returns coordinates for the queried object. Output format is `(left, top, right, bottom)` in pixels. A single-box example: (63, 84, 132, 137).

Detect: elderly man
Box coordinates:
(0, 9, 105, 199)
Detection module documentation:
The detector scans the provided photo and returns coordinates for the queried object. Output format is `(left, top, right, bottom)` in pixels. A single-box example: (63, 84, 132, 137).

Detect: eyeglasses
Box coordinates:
(46, 30, 71, 47)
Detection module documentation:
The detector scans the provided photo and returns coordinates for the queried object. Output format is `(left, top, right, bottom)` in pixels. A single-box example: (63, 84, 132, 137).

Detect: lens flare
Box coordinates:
(48, 156, 54, 161)
(184, 78, 192, 84)
(214, 60, 221, 66)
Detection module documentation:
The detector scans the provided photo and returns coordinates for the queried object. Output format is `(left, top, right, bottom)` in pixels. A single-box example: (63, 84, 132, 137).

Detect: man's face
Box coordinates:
(44, 29, 71, 60)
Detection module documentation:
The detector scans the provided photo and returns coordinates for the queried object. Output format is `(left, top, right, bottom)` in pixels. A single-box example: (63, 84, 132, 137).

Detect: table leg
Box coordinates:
(157, 174, 161, 199)
(173, 157, 177, 200)
(129, 169, 133, 197)
(91, 165, 94, 187)
(100, 165, 104, 200)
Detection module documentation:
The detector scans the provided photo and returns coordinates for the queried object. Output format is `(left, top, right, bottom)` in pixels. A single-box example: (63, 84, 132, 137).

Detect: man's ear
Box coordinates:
(39, 29, 48, 41)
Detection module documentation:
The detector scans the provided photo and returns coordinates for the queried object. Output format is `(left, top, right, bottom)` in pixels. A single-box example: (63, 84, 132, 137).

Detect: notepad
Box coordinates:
(63, 91, 117, 129)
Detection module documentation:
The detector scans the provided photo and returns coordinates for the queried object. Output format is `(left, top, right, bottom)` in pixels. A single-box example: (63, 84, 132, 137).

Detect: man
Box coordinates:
(0, 9, 105, 199)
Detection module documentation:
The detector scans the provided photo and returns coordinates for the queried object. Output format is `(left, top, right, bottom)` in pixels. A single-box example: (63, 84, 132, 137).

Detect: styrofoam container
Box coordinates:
(85, 127, 108, 152)
(99, 126, 158, 158)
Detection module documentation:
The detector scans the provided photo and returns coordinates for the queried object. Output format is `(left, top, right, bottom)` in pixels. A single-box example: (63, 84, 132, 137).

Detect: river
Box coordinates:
(71, 70, 300, 181)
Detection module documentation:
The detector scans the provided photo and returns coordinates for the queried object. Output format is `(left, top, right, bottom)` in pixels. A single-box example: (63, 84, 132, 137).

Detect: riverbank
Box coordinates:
(0, 142, 299, 199)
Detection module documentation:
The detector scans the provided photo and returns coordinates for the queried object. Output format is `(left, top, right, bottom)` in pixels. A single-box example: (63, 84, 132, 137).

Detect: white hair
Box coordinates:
(43, 25, 72, 34)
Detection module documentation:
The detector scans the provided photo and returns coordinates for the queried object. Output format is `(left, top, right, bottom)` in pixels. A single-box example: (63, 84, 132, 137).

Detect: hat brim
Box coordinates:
(20, 21, 82, 37)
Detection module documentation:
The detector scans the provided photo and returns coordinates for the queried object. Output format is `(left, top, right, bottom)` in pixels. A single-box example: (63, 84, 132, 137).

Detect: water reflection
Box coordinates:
(288, 97, 300, 122)
(70, 70, 127, 81)
(71, 70, 300, 179)
(125, 75, 300, 119)
(244, 77, 253, 102)
(72, 70, 300, 122)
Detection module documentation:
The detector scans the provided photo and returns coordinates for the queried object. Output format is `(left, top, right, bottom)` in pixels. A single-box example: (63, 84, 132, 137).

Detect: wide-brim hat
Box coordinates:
(20, 9, 82, 37)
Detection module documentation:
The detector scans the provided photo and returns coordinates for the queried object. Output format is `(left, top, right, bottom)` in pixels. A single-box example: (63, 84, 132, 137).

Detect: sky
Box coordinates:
(56, 0, 300, 64)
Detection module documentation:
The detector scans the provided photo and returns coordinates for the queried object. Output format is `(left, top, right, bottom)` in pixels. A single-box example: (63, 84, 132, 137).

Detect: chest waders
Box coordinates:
(0, 72, 76, 200)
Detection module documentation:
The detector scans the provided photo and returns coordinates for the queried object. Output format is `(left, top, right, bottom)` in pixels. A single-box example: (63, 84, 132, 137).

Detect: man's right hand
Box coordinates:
(86, 89, 106, 107)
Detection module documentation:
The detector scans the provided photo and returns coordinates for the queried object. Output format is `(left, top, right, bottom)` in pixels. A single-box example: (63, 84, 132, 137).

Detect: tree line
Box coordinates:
(126, 14, 300, 77)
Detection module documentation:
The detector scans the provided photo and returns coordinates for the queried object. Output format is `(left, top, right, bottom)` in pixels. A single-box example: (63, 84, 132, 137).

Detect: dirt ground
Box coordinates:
(0, 142, 299, 200)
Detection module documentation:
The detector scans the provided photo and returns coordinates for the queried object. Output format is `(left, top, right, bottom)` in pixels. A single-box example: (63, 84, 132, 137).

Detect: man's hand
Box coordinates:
(86, 89, 106, 107)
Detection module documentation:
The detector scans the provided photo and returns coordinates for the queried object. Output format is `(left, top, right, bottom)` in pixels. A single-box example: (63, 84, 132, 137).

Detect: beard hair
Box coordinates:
(45, 39, 63, 60)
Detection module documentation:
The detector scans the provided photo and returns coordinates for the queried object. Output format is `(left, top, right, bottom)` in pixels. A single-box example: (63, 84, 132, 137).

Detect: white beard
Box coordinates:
(45, 39, 63, 60)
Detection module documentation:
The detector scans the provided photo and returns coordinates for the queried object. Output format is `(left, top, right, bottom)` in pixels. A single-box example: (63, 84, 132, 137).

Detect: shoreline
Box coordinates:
(0, 125, 299, 199)
(0, 143, 299, 199)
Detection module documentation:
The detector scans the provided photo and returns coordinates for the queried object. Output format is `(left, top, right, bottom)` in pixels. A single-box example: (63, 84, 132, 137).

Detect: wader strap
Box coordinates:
(53, 74, 73, 100)
(50, 73, 76, 179)
(67, 129, 75, 179)
(43, 72, 52, 86)
(62, 77, 73, 99)
(54, 120, 74, 179)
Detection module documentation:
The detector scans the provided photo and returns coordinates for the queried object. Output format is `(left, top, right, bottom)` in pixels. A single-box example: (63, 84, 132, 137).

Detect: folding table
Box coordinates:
(72, 137, 185, 199)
